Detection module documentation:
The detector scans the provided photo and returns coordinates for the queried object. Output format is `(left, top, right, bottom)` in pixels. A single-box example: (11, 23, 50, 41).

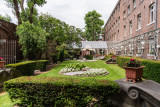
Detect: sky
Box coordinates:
(0, 0, 118, 29)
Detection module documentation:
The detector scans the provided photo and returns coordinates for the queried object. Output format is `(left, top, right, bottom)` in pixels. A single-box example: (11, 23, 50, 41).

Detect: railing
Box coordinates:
(0, 39, 16, 65)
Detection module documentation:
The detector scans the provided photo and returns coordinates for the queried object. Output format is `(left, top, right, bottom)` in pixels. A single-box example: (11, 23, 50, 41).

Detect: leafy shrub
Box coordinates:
(36, 60, 49, 71)
(52, 55, 58, 64)
(4, 76, 120, 107)
(66, 63, 85, 69)
(109, 52, 114, 55)
(59, 63, 85, 73)
(117, 56, 160, 82)
(59, 49, 64, 62)
(105, 55, 112, 60)
(5, 61, 37, 76)
(85, 55, 93, 60)
(5, 60, 49, 76)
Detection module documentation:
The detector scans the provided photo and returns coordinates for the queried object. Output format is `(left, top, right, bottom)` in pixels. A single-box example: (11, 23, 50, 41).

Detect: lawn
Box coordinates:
(0, 60, 125, 107)
(38, 60, 125, 81)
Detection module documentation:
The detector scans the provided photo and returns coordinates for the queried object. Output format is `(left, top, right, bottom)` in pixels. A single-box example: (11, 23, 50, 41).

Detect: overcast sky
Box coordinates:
(0, 0, 118, 29)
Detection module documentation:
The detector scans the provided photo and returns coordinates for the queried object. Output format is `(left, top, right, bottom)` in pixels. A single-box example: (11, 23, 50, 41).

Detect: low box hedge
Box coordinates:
(5, 60, 49, 76)
(36, 60, 49, 71)
(117, 56, 160, 83)
(86, 55, 93, 60)
(5, 61, 37, 76)
(4, 76, 120, 107)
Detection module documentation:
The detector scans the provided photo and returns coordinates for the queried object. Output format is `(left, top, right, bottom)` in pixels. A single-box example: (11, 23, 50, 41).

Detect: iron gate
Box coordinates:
(0, 39, 16, 65)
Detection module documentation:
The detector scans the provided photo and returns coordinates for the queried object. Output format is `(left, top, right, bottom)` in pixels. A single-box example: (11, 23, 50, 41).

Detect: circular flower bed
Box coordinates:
(77, 68, 109, 77)
(59, 67, 109, 77)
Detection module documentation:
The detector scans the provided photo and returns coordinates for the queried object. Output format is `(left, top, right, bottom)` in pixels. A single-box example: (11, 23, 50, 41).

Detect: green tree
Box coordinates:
(16, 21, 48, 60)
(0, 14, 11, 22)
(4, 0, 47, 24)
(84, 10, 104, 41)
(39, 14, 82, 61)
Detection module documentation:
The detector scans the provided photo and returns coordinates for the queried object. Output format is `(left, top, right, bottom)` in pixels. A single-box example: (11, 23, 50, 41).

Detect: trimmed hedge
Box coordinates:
(117, 56, 160, 82)
(4, 76, 120, 107)
(5, 60, 49, 76)
(5, 61, 37, 76)
(36, 60, 49, 71)
(86, 55, 93, 60)
(105, 55, 112, 60)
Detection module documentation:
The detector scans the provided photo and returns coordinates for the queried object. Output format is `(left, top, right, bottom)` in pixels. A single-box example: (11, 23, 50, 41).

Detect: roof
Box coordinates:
(73, 41, 107, 49)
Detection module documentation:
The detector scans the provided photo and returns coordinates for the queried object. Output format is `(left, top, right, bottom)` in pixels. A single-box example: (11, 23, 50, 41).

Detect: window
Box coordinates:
(128, 5, 130, 15)
(137, 13, 141, 29)
(123, 10, 126, 19)
(129, 20, 132, 34)
(133, 0, 136, 8)
(149, 41, 155, 54)
(118, 17, 120, 24)
(139, 0, 143, 3)
(117, 30, 119, 40)
(137, 46, 141, 54)
(150, 3, 155, 23)
(124, 25, 126, 36)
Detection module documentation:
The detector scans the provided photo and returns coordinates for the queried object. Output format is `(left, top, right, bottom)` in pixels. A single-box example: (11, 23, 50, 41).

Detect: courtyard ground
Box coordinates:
(0, 60, 125, 107)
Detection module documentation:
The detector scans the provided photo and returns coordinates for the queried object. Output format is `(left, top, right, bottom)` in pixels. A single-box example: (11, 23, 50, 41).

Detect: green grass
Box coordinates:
(0, 60, 125, 107)
(0, 93, 13, 107)
(38, 60, 125, 81)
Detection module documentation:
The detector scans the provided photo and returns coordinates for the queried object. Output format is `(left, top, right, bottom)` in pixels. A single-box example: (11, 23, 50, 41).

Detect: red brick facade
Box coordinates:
(0, 19, 23, 60)
(104, 0, 160, 60)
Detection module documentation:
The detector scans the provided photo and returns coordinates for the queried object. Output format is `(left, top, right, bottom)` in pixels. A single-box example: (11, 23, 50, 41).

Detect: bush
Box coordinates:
(5, 61, 37, 76)
(59, 49, 64, 62)
(65, 63, 85, 70)
(5, 60, 49, 76)
(36, 60, 49, 71)
(4, 76, 120, 107)
(52, 55, 58, 64)
(85, 55, 93, 60)
(117, 56, 160, 83)
(105, 55, 112, 60)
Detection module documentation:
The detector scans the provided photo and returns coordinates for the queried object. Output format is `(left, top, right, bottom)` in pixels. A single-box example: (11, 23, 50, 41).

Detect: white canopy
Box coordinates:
(73, 41, 107, 49)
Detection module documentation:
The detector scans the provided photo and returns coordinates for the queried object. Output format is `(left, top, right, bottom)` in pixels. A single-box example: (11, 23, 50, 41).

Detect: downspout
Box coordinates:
(155, 0, 158, 59)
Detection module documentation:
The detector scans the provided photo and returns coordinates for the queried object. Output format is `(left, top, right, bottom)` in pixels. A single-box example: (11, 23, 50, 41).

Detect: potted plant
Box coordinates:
(124, 58, 145, 83)
(0, 57, 5, 69)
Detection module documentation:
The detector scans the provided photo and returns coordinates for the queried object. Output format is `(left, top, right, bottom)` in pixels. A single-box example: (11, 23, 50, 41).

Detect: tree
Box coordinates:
(0, 14, 11, 22)
(84, 10, 104, 41)
(16, 21, 48, 60)
(39, 14, 82, 61)
(4, 0, 47, 24)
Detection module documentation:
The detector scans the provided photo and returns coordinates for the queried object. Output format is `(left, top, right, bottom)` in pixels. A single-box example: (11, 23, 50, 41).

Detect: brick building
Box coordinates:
(0, 19, 22, 64)
(104, 0, 160, 60)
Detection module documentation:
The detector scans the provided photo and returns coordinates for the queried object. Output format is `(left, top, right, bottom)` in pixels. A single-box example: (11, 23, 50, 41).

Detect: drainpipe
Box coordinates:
(155, 0, 158, 59)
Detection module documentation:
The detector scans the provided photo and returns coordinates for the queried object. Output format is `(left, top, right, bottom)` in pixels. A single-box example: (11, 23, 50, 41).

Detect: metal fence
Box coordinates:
(0, 39, 16, 65)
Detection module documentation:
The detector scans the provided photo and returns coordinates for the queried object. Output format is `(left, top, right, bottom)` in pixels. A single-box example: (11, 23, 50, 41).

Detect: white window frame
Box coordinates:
(149, 41, 155, 54)
(137, 14, 141, 30)
(150, 3, 155, 23)
(137, 45, 141, 54)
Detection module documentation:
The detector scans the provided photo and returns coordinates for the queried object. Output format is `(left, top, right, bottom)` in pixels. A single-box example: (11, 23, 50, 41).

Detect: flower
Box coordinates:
(0, 57, 3, 61)
(125, 58, 141, 67)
